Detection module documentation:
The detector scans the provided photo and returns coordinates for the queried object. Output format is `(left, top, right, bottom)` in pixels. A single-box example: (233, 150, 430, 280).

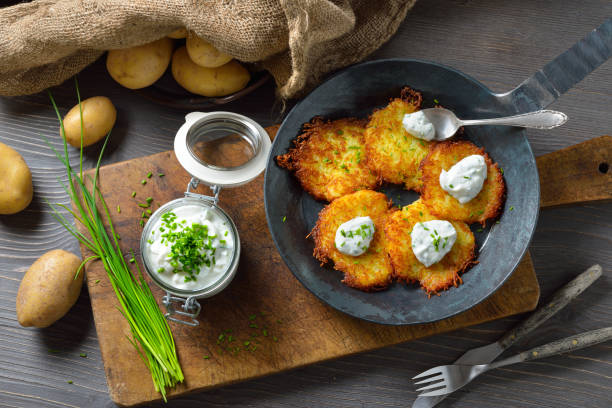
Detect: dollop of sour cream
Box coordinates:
(335, 216, 375, 256)
(144, 205, 235, 291)
(439, 155, 487, 204)
(411, 220, 457, 267)
(402, 111, 436, 141)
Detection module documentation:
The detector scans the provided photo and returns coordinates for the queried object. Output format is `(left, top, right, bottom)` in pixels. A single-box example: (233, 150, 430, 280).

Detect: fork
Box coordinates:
(414, 326, 612, 397)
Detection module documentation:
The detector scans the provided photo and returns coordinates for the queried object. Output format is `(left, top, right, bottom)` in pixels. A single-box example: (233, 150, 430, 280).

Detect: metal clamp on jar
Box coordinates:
(140, 112, 270, 326)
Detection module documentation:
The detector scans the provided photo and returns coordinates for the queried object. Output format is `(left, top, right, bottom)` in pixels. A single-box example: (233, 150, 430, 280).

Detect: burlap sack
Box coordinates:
(0, 0, 415, 98)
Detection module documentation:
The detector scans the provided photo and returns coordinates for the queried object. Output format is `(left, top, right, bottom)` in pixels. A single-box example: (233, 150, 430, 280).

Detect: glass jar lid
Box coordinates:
(174, 111, 271, 188)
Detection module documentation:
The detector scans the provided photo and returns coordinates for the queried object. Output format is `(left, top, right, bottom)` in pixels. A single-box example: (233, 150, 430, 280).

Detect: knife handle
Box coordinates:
(498, 264, 602, 349)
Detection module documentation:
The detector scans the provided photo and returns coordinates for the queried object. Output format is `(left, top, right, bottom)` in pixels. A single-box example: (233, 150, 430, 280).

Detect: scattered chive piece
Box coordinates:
(276, 319, 282, 324)
(496, 220, 501, 224)
(48, 349, 61, 354)
(80, 353, 87, 358)
(147, 172, 153, 178)
(249, 314, 256, 320)
(158, 173, 165, 177)
(244, 341, 250, 346)
(449, 184, 454, 188)
(203, 355, 210, 359)
(139, 219, 145, 227)
(262, 329, 268, 336)
(273, 336, 278, 342)
(146, 197, 153, 204)
(146, 209, 152, 215)
(141, 180, 147, 185)
(282, 216, 286, 223)
(94, 279, 100, 284)
(138, 203, 149, 208)
(434, 98, 439, 104)
(129, 257, 135, 263)
(116, 205, 121, 213)
(67, 380, 73, 384)
(131, 191, 136, 198)
(476, 228, 484, 233)
(500, 168, 504, 175)
(509, 206, 514, 211)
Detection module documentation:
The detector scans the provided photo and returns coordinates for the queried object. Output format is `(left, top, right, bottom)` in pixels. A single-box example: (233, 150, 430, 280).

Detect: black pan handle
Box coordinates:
(498, 17, 612, 113)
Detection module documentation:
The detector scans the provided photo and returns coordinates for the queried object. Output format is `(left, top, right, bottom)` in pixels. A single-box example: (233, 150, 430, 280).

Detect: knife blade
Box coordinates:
(412, 264, 602, 408)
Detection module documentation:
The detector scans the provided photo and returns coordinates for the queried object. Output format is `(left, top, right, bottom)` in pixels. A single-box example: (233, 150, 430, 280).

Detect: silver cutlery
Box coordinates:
(421, 108, 568, 141)
(412, 264, 602, 408)
(414, 326, 612, 397)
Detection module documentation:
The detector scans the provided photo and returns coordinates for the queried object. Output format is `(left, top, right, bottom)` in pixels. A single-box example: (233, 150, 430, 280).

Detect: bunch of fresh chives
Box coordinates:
(46, 80, 183, 401)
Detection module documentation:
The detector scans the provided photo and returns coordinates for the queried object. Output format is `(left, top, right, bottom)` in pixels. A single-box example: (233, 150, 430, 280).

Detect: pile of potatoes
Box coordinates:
(106, 29, 251, 97)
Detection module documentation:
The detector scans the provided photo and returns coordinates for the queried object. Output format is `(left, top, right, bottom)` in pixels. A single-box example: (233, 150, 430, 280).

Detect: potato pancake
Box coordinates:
(311, 190, 395, 291)
(385, 199, 476, 294)
(364, 87, 434, 190)
(420, 140, 505, 225)
(276, 117, 379, 202)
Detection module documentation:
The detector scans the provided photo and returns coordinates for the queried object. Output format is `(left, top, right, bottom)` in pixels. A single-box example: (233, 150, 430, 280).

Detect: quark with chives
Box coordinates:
(439, 155, 487, 204)
(411, 220, 456, 267)
(143, 204, 235, 291)
(335, 216, 375, 256)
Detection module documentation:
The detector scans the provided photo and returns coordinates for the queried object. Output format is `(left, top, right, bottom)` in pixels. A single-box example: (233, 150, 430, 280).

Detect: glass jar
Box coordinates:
(139, 112, 270, 326)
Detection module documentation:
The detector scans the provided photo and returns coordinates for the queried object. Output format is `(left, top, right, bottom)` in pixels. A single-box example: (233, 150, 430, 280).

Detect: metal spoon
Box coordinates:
(420, 108, 568, 141)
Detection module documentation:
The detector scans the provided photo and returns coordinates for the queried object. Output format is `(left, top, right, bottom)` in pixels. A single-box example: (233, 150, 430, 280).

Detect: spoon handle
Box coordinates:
(460, 110, 568, 129)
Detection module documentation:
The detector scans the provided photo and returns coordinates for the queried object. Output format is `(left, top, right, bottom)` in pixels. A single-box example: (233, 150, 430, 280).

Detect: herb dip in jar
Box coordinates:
(143, 204, 236, 291)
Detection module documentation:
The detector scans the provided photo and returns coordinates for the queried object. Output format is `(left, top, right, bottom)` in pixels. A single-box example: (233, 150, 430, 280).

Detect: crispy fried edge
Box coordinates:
(419, 139, 506, 226)
(309, 190, 396, 292)
(275, 116, 377, 202)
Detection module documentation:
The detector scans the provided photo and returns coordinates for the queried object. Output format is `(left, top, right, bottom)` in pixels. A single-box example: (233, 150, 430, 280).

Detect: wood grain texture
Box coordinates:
(0, 0, 611, 407)
(538, 135, 612, 208)
(78, 143, 538, 406)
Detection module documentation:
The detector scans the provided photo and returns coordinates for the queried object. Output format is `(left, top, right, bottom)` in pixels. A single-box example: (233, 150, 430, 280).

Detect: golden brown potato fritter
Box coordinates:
(420, 140, 505, 225)
(385, 199, 476, 294)
(364, 87, 434, 191)
(276, 117, 379, 202)
(311, 190, 395, 291)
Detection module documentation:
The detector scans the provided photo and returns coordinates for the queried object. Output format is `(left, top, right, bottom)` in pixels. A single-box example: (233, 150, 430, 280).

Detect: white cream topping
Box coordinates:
(402, 111, 436, 141)
(411, 220, 457, 267)
(439, 155, 487, 204)
(334, 216, 375, 256)
(144, 205, 235, 291)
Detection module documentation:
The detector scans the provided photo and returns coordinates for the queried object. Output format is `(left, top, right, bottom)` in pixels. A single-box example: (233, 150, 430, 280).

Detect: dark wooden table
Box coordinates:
(1, 1, 611, 407)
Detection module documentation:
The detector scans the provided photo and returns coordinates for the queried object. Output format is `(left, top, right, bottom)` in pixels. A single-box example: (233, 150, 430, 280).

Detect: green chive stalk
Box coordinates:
(46, 79, 183, 401)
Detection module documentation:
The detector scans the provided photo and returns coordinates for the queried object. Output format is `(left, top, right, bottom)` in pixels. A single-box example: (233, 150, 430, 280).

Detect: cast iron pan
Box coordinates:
(264, 19, 611, 325)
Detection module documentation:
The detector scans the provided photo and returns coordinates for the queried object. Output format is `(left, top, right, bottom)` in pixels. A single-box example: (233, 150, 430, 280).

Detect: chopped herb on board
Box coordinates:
(141, 180, 147, 185)
(282, 216, 287, 223)
(131, 191, 137, 198)
(80, 353, 87, 358)
(116, 205, 121, 213)
(509, 206, 514, 211)
(94, 279, 100, 284)
(203, 355, 210, 360)
(147, 172, 153, 178)
(158, 173, 165, 177)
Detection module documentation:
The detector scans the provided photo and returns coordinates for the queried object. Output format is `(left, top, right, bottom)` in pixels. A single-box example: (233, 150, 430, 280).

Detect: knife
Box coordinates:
(412, 264, 602, 408)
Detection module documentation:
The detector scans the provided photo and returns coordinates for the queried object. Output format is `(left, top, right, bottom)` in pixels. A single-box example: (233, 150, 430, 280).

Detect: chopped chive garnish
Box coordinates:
(249, 314, 256, 320)
(141, 180, 147, 185)
(203, 355, 210, 359)
(146, 209, 152, 215)
(147, 172, 152, 178)
(509, 206, 514, 211)
(146, 197, 153, 204)
(67, 380, 73, 384)
(138, 203, 149, 208)
(131, 191, 136, 198)
(116, 205, 121, 213)
(80, 353, 87, 358)
(476, 228, 484, 232)
(158, 173, 165, 177)
(129, 257, 135, 263)
(139, 219, 145, 227)
(282, 216, 287, 223)
(434, 98, 439, 104)
(449, 184, 454, 188)
(94, 279, 100, 284)
(244, 341, 250, 346)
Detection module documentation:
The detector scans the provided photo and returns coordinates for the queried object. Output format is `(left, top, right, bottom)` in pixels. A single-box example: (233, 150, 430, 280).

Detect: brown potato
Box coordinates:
(186, 33, 232, 68)
(16, 250, 83, 328)
(167, 28, 187, 39)
(171, 46, 250, 97)
(61, 96, 117, 147)
(0, 142, 33, 215)
(106, 38, 173, 89)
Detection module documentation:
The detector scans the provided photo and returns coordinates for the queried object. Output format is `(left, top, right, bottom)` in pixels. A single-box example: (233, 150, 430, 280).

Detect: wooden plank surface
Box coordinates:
(1, 0, 611, 407)
(79, 140, 539, 406)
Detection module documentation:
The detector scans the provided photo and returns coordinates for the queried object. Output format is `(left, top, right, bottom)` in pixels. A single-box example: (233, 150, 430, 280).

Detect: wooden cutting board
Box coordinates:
(77, 131, 611, 407)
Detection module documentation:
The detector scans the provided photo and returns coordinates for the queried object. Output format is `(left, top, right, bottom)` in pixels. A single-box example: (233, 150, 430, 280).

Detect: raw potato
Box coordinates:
(167, 28, 187, 39)
(61, 96, 117, 147)
(172, 47, 250, 97)
(186, 33, 233, 68)
(106, 38, 173, 89)
(0, 142, 33, 215)
(16, 250, 83, 328)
